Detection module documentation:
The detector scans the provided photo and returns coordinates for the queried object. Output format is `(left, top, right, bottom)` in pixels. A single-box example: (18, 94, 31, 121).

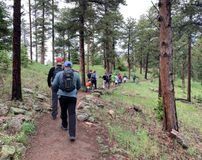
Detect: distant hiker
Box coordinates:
(106, 73, 111, 89)
(115, 74, 118, 85)
(52, 61, 81, 141)
(87, 70, 92, 81)
(102, 73, 107, 88)
(123, 74, 127, 83)
(118, 73, 122, 84)
(47, 57, 63, 120)
(91, 70, 97, 89)
(111, 74, 116, 86)
(133, 73, 136, 82)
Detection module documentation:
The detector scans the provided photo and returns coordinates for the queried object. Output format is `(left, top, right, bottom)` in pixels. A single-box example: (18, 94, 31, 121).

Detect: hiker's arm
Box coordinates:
(47, 67, 54, 87)
(76, 75, 81, 90)
(52, 73, 59, 92)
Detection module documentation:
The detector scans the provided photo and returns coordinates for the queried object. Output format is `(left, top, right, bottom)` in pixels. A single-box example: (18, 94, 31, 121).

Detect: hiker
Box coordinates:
(87, 70, 92, 81)
(118, 73, 122, 84)
(52, 61, 81, 141)
(106, 73, 111, 89)
(123, 73, 127, 83)
(90, 70, 97, 89)
(111, 74, 116, 86)
(133, 73, 136, 82)
(102, 73, 107, 88)
(115, 74, 118, 85)
(47, 57, 63, 120)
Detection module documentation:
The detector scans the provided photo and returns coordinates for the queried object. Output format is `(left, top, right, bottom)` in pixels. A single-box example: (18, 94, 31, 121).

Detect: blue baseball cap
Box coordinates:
(64, 61, 72, 67)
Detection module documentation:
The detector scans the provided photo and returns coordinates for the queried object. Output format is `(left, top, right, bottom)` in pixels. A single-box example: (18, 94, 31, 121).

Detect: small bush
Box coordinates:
(0, 50, 11, 69)
(155, 98, 163, 120)
(16, 132, 29, 145)
(21, 45, 29, 67)
(20, 122, 35, 135)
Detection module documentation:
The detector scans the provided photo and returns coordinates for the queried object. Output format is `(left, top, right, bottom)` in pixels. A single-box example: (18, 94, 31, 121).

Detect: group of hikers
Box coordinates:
(86, 71, 137, 90)
(47, 57, 137, 142)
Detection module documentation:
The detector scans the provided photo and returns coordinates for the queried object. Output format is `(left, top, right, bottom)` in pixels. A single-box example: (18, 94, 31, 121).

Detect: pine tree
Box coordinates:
(159, 0, 178, 131)
(12, 0, 22, 100)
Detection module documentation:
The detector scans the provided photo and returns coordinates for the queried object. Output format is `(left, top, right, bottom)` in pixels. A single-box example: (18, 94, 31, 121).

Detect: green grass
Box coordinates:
(16, 132, 29, 146)
(20, 122, 35, 135)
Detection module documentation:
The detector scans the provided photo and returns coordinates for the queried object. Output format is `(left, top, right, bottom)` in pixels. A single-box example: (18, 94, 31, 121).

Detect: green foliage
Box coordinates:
(20, 122, 35, 135)
(0, 2, 12, 50)
(108, 125, 158, 158)
(0, 50, 11, 69)
(21, 45, 29, 68)
(16, 132, 29, 145)
(116, 59, 127, 71)
(155, 98, 163, 120)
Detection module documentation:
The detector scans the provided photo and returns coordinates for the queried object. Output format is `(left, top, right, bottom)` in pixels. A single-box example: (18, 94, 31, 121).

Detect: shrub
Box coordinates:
(20, 122, 35, 135)
(0, 50, 11, 69)
(21, 45, 29, 67)
(16, 132, 29, 145)
(155, 98, 163, 120)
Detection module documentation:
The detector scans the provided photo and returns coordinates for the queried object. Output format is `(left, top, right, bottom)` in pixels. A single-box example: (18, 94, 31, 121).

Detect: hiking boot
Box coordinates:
(61, 125, 68, 131)
(70, 136, 76, 142)
(52, 116, 57, 120)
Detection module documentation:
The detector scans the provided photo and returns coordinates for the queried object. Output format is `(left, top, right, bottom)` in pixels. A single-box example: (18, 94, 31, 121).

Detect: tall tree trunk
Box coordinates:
(68, 45, 70, 61)
(79, 1, 86, 87)
(187, 15, 192, 102)
(12, 0, 22, 100)
(128, 28, 131, 79)
(86, 38, 90, 73)
(182, 58, 186, 89)
(145, 52, 149, 79)
(29, 0, 32, 63)
(158, 71, 162, 97)
(41, 2, 45, 64)
(63, 32, 66, 61)
(140, 52, 143, 74)
(103, 44, 106, 69)
(52, 0, 55, 66)
(159, 0, 178, 132)
(34, 0, 38, 62)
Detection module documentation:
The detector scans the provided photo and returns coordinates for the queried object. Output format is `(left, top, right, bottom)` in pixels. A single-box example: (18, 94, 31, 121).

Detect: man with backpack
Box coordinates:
(52, 61, 81, 141)
(47, 58, 63, 120)
(90, 70, 97, 89)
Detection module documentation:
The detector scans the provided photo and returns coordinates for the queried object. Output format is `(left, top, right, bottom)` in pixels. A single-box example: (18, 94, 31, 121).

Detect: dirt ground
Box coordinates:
(24, 92, 100, 160)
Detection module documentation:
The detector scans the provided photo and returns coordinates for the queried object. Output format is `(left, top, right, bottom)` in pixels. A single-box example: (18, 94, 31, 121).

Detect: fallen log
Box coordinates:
(175, 98, 189, 103)
(170, 129, 188, 149)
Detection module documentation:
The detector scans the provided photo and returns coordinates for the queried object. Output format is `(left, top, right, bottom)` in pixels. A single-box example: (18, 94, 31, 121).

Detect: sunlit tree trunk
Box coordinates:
(159, 0, 178, 132)
(12, 0, 22, 100)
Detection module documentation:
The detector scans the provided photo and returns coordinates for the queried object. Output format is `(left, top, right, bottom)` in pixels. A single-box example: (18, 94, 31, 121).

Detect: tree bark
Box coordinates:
(86, 38, 90, 73)
(128, 28, 131, 79)
(79, 1, 86, 87)
(52, 0, 55, 66)
(40, 2, 45, 64)
(187, 16, 192, 102)
(145, 52, 149, 79)
(12, 0, 22, 101)
(29, 0, 32, 63)
(34, 0, 38, 62)
(159, 0, 178, 132)
(182, 59, 185, 89)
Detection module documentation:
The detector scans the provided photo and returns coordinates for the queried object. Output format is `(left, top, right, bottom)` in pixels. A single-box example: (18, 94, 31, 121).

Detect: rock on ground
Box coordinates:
(0, 145, 16, 160)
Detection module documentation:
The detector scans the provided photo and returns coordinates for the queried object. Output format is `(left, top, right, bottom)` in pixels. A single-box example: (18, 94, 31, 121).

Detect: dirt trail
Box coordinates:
(25, 92, 100, 160)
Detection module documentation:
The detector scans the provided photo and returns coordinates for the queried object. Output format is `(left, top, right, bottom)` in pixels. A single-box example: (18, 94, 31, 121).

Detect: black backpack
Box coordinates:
(60, 69, 75, 92)
(53, 66, 63, 80)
